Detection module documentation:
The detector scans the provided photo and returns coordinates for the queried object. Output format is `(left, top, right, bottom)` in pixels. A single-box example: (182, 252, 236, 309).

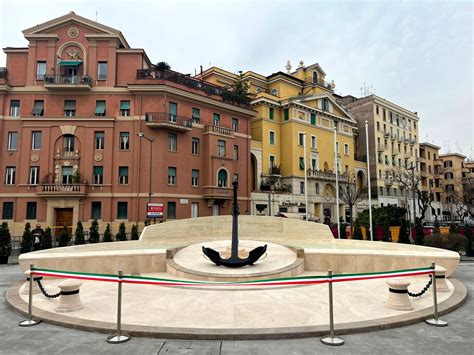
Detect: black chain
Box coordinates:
(408, 276, 432, 298)
(36, 279, 61, 299)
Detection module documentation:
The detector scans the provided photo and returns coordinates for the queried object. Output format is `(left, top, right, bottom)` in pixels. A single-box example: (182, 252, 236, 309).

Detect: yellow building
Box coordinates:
(198, 61, 367, 223)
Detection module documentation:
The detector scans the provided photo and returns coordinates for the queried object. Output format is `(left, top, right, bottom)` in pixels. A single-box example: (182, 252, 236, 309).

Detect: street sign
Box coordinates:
(147, 203, 163, 218)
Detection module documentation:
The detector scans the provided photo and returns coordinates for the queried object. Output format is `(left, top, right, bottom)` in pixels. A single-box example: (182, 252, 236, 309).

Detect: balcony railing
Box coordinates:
(384, 178, 394, 186)
(37, 183, 88, 196)
(204, 124, 234, 136)
(307, 169, 349, 182)
(304, 78, 333, 90)
(268, 166, 281, 175)
(145, 112, 192, 131)
(377, 144, 385, 152)
(136, 69, 251, 107)
(203, 186, 233, 199)
(43, 75, 93, 89)
(383, 131, 390, 138)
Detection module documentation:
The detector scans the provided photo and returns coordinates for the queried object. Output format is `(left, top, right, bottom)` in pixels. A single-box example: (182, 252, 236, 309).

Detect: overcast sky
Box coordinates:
(1, 0, 472, 157)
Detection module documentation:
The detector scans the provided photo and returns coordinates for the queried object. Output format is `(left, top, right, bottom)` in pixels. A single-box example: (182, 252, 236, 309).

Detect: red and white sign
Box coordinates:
(147, 203, 163, 218)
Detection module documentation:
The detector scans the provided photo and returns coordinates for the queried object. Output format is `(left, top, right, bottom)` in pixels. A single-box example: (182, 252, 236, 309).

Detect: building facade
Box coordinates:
(0, 12, 254, 234)
(198, 61, 367, 223)
(346, 95, 420, 216)
(419, 142, 443, 221)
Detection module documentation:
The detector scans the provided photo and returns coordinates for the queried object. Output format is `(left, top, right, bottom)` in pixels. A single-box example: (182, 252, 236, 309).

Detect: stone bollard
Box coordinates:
(434, 265, 449, 292)
(54, 279, 83, 313)
(386, 278, 413, 311)
(21, 270, 42, 295)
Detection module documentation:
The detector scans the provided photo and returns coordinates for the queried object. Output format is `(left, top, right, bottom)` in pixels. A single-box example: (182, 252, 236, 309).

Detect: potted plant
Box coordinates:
(74, 221, 85, 245)
(20, 222, 33, 254)
(89, 219, 100, 243)
(0, 222, 12, 264)
(59, 224, 71, 247)
(103, 223, 113, 242)
(41, 227, 53, 250)
(115, 222, 127, 241)
(131, 224, 139, 240)
(155, 61, 171, 71)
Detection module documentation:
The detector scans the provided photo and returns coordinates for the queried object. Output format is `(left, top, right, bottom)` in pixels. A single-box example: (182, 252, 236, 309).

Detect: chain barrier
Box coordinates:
(36, 279, 61, 299)
(407, 276, 432, 298)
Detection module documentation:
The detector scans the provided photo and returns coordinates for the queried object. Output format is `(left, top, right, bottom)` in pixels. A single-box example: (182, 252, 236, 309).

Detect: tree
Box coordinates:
(433, 218, 441, 234)
(103, 223, 113, 242)
(338, 180, 366, 232)
(74, 221, 85, 245)
(221, 72, 252, 106)
(0, 222, 12, 260)
(449, 222, 457, 234)
(115, 222, 127, 241)
(382, 217, 391, 242)
(352, 219, 363, 240)
(131, 224, 139, 240)
(464, 225, 473, 256)
(89, 219, 100, 243)
(394, 166, 430, 222)
(20, 223, 33, 254)
(398, 220, 411, 244)
(414, 217, 425, 246)
(41, 227, 53, 250)
(155, 61, 170, 71)
(59, 224, 71, 247)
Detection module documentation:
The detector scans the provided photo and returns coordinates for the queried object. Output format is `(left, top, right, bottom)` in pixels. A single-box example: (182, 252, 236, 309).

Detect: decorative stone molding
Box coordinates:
(60, 125, 77, 135)
(68, 27, 79, 38)
(31, 154, 40, 162)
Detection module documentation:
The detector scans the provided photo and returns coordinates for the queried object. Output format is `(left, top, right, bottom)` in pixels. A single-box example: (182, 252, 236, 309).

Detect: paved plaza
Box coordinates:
(1, 262, 472, 354)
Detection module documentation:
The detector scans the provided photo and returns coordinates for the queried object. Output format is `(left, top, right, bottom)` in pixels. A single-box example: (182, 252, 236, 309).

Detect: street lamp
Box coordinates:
(137, 133, 155, 222)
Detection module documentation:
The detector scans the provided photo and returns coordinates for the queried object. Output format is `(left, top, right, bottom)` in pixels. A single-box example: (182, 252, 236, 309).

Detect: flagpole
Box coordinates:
(304, 133, 309, 221)
(334, 128, 340, 239)
(365, 120, 374, 241)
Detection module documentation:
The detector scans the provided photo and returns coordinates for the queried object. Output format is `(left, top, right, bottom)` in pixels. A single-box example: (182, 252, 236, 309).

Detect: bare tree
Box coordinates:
(338, 178, 367, 230)
(446, 177, 473, 222)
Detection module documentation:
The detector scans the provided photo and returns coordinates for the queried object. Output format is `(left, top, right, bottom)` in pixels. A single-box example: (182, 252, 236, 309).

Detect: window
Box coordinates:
(213, 113, 220, 126)
(298, 133, 305, 146)
(119, 132, 129, 150)
(344, 144, 349, 156)
(232, 118, 239, 132)
(169, 102, 177, 122)
(98, 62, 107, 80)
(29, 166, 39, 185)
(119, 166, 128, 185)
(269, 107, 274, 120)
(389, 111, 393, 123)
(218, 140, 226, 157)
(311, 135, 317, 149)
(377, 122, 380, 131)
(91, 202, 102, 220)
(117, 202, 127, 219)
(120, 101, 130, 116)
(31, 131, 42, 150)
(312, 71, 318, 84)
(299, 157, 305, 170)
(192, 169, 199, 187)
(269, 155, 276, 168)
(93, 166, 103, 184)
(64, 100, 76, 116)
(95, 131, 104, 150)
(300, 181, 305, 194)
(5, 167, 16, 185)
(336, 142, 339, 153)
(63, 134, 75, 152)
(61, 166, 73, 184)
(7, 132, 18, 150)
(217, 169, 228, 187)
(270, 88, 278, 96)
(168, 133, 177, 151)
(167, 202, 176, 220)
(191, 202, 199, 218)
(376, 106, 379, 115)
(192, 137, 200, 155)
(444, 160, 453, 168)
(10, 100, 20, 116)
(36, 61, 46, 80)
(315, 183, 320, 194)
(168, 167, 176, 185)
(32, 100, 44, 116)
(192, 108, 200, 124)
(234, 145, 239, 160)
(269, 131, 275, 145)
(322, 98, 329, 111)
(310, 113, 316, 125)
(2, 202, 13, 219)
(311, 158, 316, 169)
(284, 108, 289, 121)
(382, 109, 386, 120)
(95, 100, 106, 116)
(26, 202, 37, 220)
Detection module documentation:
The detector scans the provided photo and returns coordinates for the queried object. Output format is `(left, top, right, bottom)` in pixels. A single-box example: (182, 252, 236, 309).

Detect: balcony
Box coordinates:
(204, 124, 234, 137)
(37, 183, 88, 197)
(421, 170, 429, 178)
(384, 178, 394, 186)
(268, 166, 281, 176)
(43, 75, 92, 90)
(409, 138, 416, 145)
(304, 78, 333, 90)
(307, 169, 349, 182)
(397, 136, 403, 143)
(377, 144, 385, 152)
(203, 186, 232, 200)
(383, 131, 390, 138)
(145, 112, 192, 132)
(390, 134, 396, 141)
(392, 148, 399, 155)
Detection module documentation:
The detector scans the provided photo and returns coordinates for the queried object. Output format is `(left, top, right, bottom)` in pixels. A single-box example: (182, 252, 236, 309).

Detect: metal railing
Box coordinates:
(204, 124, 234, 136)
(304, 78, 333, 89)
(43, 75, 93, 86)
(145, 112, 192, 128)
(268, 166, 281, 175)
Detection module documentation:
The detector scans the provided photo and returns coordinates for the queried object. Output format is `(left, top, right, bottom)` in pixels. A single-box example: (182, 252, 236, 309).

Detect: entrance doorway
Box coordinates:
(66, 66, 78, 83)
(212, 204, 220, 216)
(55, 208, 73, 236)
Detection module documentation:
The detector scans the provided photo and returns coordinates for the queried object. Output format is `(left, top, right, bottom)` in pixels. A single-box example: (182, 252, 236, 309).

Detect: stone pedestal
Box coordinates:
(435, 265, 450, 292)
(386, 278, 413, 311)
(21, 270, 42, 295)
(55, 279, 83, 313)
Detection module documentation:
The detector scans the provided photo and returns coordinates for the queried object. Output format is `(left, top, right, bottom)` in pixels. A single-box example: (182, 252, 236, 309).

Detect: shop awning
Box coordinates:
(120, 101, 130, 110)
(95, 101, 106, 115)
(32, 101, 44, 116)
(64, 100, 76, 110)
(59, 60, 82, 66)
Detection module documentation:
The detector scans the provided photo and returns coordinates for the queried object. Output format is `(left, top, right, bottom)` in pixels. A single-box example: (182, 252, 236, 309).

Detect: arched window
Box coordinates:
(312, 71, 318, 85)
(63, 134, 75, 152)
(217, 169, 228, 187)
(315, 183, 320, 195)
(270, 88, 278, 96)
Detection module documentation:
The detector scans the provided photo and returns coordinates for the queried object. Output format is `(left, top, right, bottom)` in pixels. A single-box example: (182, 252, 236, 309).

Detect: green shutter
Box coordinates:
(169, 102, 177, 115)
(168, 167, 176, 177)
(269, 107, 274, 120)
(95, 101, 106, 115)
(284, 108, 289, 121)
(93, 166, 103, 175)
(120, 101, 130, 110)
(310, 113, 316, 125)
(299, 157, 305, 170)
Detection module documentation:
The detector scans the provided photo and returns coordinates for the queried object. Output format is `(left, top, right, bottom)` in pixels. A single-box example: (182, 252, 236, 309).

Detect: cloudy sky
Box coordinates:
(1, 0, 472, 157)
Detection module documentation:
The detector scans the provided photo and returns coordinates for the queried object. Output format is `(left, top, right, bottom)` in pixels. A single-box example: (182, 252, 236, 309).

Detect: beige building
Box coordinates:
(419, 143, 443, 221)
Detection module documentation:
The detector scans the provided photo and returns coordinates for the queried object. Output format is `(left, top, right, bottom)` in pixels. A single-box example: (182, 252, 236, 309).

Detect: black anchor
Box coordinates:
(202, 180, 267, 267)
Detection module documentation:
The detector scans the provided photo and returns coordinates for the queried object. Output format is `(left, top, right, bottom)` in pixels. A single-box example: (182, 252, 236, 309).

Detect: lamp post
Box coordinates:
(303, 133, 309, 221)
(334, 128, 340, 239)
(137, 133, 155, 223)
(365, 121, 373, 241)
